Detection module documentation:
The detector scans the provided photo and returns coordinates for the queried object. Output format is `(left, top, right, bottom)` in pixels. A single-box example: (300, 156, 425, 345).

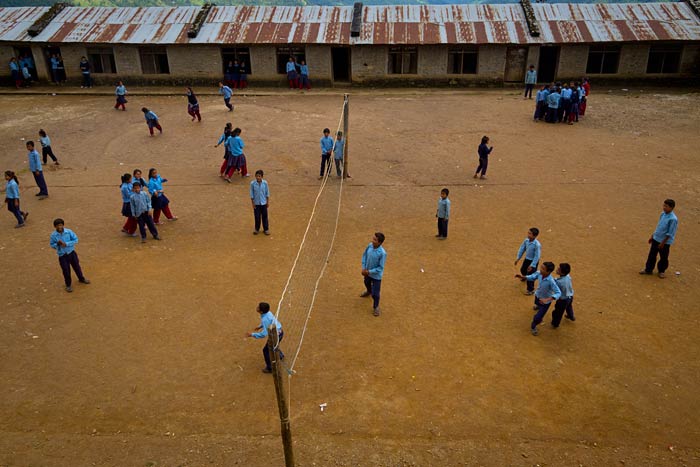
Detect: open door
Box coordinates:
(331, 47, 351, 83)
(14, 46, 38, 80)
(43, 45, 62, 82)
(537, 46, 559, 83)
(504, 46, 528, 82)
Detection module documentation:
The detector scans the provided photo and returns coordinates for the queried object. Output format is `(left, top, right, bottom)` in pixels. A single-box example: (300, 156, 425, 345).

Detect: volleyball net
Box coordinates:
(274, 94, 348, 375)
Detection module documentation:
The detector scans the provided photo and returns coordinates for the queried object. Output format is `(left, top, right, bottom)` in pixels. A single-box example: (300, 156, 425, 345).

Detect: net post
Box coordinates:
(267, 325, 295, 467)
(343, 93, 350, 179)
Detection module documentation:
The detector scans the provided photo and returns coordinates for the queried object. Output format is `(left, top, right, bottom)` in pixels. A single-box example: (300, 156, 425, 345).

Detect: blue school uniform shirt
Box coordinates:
(252, 311, 283, 339)
(130, 191, 152, 217)
(50, 228, 79, 257)
(437, 197, 450, 219)
(300, 64, 309, 76)
(320, 136, 334, 155)
(333, 139, 345, 160)
(219, 86, 232, 99)
(9, 61, 19, 72)
(217, 132, 230, 145)
(148, 175, 166, 194)
(5, 179, 20, 199)
(516, 238, 541, 265)
(478, 143, 493, 158)
(22, 67, 31, 79)
(555, 275, 574, 299)
(525, 272, 561, 301)
(362, 243, 387, 280)
(115, 85, 127, 96)
(652, 211, 678, 245)
(561, 88, 573, 100)
(250, 179, 269, 206)
(28, 149, 42, 172)
(226, 135, 245, 156)
(40, 135, 51, 148)
(547, 92, 561, 109)
(525, 69, 537, 84)
(50, 57, 59, 70)
(286, 61, 296, 73)
(80, 60, 90, 73)
(120, 182, 133, 203)
(144, 111, 158, 122)
(536, 90, 547, 102)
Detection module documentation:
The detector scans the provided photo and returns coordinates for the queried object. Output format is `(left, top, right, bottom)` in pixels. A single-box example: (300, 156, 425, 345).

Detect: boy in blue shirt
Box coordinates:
(514, 227, 541, 295)
(319, 128, 334, 179)
(333, 131, 345, 177)
(546, 87, 560, 123)
(298, 60, 310, 90)
(361, 232, 387, 317)
(250, 169, 270, 235)
(551, 263, 575, 327)
(26, 141, 48, 198)
(130, 183, 160, 243)
(245, 302, 284, 374)
(218, 82, 233, 111)
(436, 188, 450, 239)
(524, 64, 537, 99)
(50, 218, 90, 293)
(640, 199, 678, 278)
(515, 261, 561, 336)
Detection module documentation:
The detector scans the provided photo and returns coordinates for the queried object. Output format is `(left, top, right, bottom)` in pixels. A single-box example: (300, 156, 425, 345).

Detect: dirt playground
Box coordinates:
(0, 88, 699, 467)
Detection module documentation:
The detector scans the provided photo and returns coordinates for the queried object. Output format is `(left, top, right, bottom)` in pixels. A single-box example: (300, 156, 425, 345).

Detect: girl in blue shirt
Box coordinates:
(239, 61, 248, 89)
(141, 108, 163, 136)
(298, 60, 310, 90)
(286, 57, 298, 89)
(38, 129, 60, 165)
(4, 170, 28, 228)
(148, 168, 177, 224)
(120, 173, 137, 236)
(224, 128, 249, 180)
(114, 81, 127, 110)
(215, 123, 233, 178)
(185, 87, 201, 122)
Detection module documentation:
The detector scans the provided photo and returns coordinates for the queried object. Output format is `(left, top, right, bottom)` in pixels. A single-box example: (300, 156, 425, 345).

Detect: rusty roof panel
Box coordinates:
(1, 4, 699, 46)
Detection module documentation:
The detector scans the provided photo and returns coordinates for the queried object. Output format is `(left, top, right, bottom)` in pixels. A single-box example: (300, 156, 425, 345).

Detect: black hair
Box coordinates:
(4, 170, 18, 185)
(26, 140, 34, 147)
(543, 262, 555, 273)
(133, 168, 142, 176)
(121, 173, 132, 183)
(481, 136, 489, 145)
(233, 127, 242, 136)
(255, 169, 264, 177)
(559, 263, 571, 276)
(53, 218, 64, 227)
(664, 199, 676, 209)
(132, 182, 141, 188)
(337, 131, 343, 136)
(38, 129, 47, 137)
(441, 188, 449, 196)
(148, 168, 157, 180)
(187, 86, 195, 97)
(259, 302, 270, 313)
(375, 232, 386, 244)
(529, 227, 540, 237)
(141, 107, 148, 113)
(323, 128, 330, 133)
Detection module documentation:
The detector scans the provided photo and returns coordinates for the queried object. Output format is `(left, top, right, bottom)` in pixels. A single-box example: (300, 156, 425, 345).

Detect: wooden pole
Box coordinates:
(343, 93, 350, 179)
(267, 325, 295, 467)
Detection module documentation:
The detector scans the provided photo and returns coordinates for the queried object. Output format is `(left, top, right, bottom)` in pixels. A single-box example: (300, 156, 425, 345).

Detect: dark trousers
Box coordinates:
(534, 101, 546, 120)
(81, 72, 91, 87)
(136, 212, 159, 239)
(254, 204, 269, 232)
(524, 83, 534, 98)
(6, 199, 25, 224)
(224, 97, 233, 111)
(364, 276, 382, 309)
(42, 146, 58, 164)
(475, 156, 488, 176)
(147, 122, 163, 136)
(32, 171, 48, 195)
(645, 239, 671, 273)
(334, 158, 343, 176)
(531, 297, 552, 330)
(58, 251, 85, 287)
(437, 217, 448, 237)
(551, 297, 575, 327)
(320, 153, 331, 177)
(262, 330, 285, 371)
(521, 259, 537, 292)
(546, 107, 558, 123)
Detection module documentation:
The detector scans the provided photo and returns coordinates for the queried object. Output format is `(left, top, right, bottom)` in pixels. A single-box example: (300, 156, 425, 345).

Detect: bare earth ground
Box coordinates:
(0, 88, 699, 467)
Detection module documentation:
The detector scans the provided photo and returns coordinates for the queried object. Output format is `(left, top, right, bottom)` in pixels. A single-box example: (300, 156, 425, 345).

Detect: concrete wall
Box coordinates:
(557, 44, 588, 79)
(617, 44, 650, 77)
(114, 46, 141, 77)
(249, 45, 280, 83)
(351, 45, 387, 82)
(418, 45, 445, 76)
(306, 44, 331, 84)
(168, 45, 220, 79)
(681, 44, 700, 75)
(0, 45, 14, 81)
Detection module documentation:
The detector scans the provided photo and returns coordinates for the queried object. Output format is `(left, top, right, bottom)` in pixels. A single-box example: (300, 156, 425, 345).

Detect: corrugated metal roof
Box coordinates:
(0, 3, 698, 45)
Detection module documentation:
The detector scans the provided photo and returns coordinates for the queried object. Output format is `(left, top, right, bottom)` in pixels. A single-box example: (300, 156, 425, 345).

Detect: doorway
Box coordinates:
(43, 46, 62, 82)
(14, 46, 38, 80)
(537, 46, 559, 83)
(504, 46, 528, 82)
(331, 47, 351, 83)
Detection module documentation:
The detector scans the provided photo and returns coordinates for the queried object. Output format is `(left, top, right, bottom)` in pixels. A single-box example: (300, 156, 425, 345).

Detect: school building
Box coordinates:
(1, 2, 699, 86)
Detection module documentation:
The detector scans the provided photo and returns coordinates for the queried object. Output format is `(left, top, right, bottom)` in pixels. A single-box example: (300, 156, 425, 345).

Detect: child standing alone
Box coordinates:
(474, 136, 493, 180)
(50, 218, 90, 292)
(435, 188, 450, 239)
(4, 170, 28, 228)
(141, 108, 163, 136)
(38, 129, 60, 165)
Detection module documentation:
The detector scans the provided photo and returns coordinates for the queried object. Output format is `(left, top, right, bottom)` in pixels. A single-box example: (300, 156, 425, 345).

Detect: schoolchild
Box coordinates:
(435, 188, 450, 239)
(120, 173, 137, 236)
(147, 168, 176, 223)
(38, 129, 60, 165)
(551, 263, 575, 327)
(514, 227, 541, 294)
(141, 107, 163, 136)
(114, 81, 127, 110)
(319, 128, 334, 179)
(130, 183, 160, 243)
(515, 261, 561, 336)
(3, 170, 28, 228)
(50, 218, 91, 292)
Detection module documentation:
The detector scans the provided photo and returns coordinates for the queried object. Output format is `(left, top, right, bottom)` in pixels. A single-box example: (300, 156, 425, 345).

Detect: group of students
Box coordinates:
(223, 59, 249, 89)
(119, 168, 177, 242)
(8, 55, 36, 88)
(215, 123, 249, 181)
(533, 79, 591, 124)
(286, 57, 311, 90)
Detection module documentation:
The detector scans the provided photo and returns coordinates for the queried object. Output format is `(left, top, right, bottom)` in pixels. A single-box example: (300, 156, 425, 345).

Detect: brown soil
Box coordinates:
(1, 88, 699, 467)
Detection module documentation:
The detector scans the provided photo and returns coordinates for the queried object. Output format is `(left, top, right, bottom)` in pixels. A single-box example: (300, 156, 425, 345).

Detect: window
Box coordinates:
(87, 47, 116, 74)
(448, 47, 478, 74)
(586, 45, 620, 74)
(222, 47, 252, 74)
(139, 46, 169, 74)
(276, 46, 305, 74)
(647, 45, 682, 74)
(388, 46, 417, 74)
